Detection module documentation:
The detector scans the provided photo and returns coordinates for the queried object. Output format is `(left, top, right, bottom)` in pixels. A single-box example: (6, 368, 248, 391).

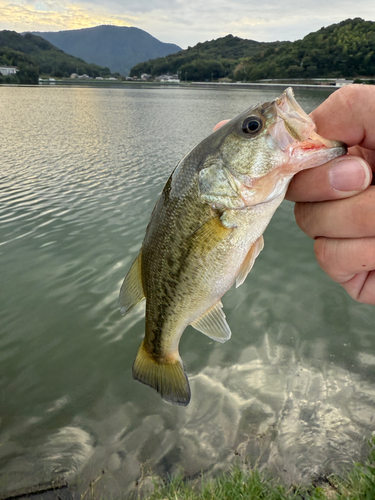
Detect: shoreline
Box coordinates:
(31, 79, 342, 91)
(190, 81, 340, 91)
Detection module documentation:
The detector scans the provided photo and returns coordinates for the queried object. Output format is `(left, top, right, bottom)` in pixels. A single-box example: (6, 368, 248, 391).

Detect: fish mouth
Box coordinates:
(271, 87, 347, 165)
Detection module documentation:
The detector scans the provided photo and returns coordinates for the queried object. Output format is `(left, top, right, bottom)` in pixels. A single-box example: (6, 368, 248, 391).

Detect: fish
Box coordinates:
(119, 87, 346, 406)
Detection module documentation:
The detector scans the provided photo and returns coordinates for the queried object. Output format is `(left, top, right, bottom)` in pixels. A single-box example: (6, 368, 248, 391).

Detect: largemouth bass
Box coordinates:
(119, 88, 346, 406)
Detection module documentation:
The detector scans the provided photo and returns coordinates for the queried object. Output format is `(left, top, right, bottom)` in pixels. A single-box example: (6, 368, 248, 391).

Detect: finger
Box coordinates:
(213, 119, 230, 132)
(310, 85, 375, 151)
(349, 145, 375, 174)
(286, 155, 372, 202)
(295, 186, 375, 239)
(315, 237, 375, 281)
(314, 237, 375, 304)
(343, 272, 375, 305)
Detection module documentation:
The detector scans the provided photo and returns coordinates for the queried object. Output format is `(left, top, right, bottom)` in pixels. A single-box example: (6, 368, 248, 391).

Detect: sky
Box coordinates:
(0, 0, 375, 49)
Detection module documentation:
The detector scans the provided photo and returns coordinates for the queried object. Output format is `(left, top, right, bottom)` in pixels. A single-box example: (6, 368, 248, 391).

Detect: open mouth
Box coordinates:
(290, 138, 332, 157)
(272, 87, 346, 158)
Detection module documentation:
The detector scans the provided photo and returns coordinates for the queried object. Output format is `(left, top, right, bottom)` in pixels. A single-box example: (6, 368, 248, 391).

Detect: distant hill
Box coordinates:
(238, 18, 375, 80)
(0, 30, 112, 83)
(130, 34, 287, 80)
(131, 18, 375, 82)
(32, 25, 182, 76)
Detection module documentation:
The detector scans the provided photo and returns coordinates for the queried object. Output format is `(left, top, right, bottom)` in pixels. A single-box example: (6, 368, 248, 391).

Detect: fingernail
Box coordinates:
(329, 158, 371, 192)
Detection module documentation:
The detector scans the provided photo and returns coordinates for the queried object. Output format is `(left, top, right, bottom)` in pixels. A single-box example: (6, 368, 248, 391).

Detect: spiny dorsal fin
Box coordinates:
(119, 251, 145, 315)
(132, 340, 191, 406)
(235, 235, 264, 288)
(191, 301, 231, 343)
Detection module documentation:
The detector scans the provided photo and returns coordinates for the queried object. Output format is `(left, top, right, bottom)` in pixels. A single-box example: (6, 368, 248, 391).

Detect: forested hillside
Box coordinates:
(0, 31, 111, 83)
(237, 18, 375, 80)
(130, 35, 287, 80)
(131, 18, 375, 81)
(2, 18, 374, 84)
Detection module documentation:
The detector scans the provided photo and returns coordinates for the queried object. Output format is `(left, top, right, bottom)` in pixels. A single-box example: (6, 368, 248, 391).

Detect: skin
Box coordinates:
(215, 85, 375, 305)
(286, 85, 375, 305)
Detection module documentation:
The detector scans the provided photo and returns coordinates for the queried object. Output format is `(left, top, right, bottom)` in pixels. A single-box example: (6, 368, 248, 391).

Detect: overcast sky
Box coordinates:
(0, 0, 374, 49)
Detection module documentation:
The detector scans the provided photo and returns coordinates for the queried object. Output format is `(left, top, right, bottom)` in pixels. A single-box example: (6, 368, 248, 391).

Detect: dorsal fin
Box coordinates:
(119, 251, 145, 315)
(191, 301, 231, 343)
(236, 235, 264, 288)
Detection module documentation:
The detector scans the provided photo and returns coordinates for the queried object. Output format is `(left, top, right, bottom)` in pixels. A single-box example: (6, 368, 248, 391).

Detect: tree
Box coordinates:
(17, 62, 39, 84)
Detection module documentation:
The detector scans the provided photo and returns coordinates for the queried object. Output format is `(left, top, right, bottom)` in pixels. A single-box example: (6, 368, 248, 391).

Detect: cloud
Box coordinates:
(0, 0, 137, 32)
(0, 0, 374, 48)
(99, 0, 375, 47)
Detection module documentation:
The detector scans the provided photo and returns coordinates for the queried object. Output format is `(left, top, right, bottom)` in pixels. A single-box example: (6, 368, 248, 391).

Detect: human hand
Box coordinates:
(285, 84, 375, 304)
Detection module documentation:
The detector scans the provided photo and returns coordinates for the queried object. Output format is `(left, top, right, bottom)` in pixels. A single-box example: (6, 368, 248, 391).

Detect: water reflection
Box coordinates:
(0, 86, 375, 497)
(67, 333, 375, 498)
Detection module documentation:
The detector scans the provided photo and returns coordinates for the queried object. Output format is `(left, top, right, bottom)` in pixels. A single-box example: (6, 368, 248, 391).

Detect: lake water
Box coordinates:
(1, 85, 375, 498)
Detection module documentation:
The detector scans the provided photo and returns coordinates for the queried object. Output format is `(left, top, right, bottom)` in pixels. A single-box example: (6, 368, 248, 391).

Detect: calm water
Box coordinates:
(1, 85, 375, 497)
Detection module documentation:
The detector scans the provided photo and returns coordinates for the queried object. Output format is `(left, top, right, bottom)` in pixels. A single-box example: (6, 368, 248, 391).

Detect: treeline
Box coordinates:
(0, 31, 112, 84)
(237, 18, 375, 80)
(130, 18, 375, 81)
(130, 35, 285, 81)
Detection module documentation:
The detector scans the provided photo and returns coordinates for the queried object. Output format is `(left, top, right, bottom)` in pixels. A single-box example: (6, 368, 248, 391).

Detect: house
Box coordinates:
(155, 74, 180, 83)
(335, 79, 354, 87)
(0, 66, 17, 76)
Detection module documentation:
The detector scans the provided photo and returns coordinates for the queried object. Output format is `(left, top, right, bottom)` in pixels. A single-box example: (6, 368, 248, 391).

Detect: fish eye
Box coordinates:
(241, 116, 263, 135)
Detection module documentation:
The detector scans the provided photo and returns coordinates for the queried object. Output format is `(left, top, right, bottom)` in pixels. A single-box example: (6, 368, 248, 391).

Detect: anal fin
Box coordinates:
(236, 235, 264, 288)
(119, 251, 145, 315)
(191, 301, 231, 343)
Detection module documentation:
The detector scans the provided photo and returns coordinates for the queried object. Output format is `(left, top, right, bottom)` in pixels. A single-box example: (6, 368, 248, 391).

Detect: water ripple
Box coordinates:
(1, 86, 375, 498)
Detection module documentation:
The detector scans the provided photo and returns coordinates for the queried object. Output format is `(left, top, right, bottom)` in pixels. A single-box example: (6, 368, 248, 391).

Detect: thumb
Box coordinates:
(286, 155, 372, 203)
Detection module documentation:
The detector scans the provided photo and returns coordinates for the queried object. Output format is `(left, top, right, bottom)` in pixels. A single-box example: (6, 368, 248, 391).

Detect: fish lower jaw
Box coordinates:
(288, 138, 330, 157)
(288, 134, 347, 161)
(288, 144, 347, 170)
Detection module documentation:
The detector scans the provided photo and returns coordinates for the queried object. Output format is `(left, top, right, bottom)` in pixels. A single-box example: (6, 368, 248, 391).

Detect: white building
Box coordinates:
(335, 79, 354, 87)
(0, 66, 17, 76)
(155, 74, 180, 83)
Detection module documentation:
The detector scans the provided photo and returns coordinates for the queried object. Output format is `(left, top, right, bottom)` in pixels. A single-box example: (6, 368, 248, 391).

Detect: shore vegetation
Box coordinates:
(146, 437, 375, 500)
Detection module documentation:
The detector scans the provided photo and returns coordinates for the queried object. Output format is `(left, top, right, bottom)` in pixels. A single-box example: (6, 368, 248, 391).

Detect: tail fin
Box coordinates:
(132, 340, 191, 406)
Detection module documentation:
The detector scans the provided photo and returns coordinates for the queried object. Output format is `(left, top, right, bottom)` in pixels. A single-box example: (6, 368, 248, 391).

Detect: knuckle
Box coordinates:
(294, 202, 312, 236)
(314, 237, 330, 269)
(336, 83, 367, 111)
(357, 276, 375, 305)
(314, 237, 341, 280)
(350, 188, 375, 234)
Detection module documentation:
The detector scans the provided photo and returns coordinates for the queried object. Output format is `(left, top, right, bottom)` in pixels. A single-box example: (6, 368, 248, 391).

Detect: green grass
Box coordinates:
(146, 437, 375, 500)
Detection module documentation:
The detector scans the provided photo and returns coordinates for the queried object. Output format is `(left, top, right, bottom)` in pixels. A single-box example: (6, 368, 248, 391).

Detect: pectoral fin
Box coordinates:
(191, 301, 231, 343)
(235, 235, 264, 288)
(119, 251, 145, 315)
(189, 213, 233, 254)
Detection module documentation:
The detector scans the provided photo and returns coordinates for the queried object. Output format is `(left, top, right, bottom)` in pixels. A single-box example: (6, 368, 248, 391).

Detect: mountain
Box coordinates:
(32, 25, 182, 76)
(130, 34, 288, 80)
(0, 30, 111, 83)
(131, 18, 375, 82)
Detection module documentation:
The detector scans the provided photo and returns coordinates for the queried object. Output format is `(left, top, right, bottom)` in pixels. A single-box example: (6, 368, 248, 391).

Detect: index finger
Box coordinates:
(310, 84, 375, 151)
